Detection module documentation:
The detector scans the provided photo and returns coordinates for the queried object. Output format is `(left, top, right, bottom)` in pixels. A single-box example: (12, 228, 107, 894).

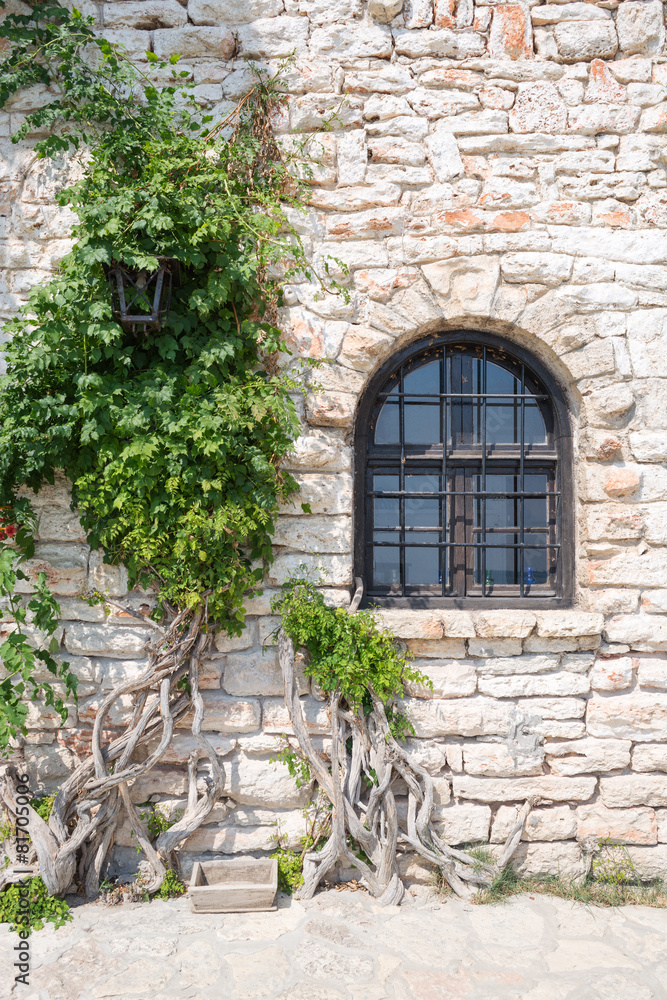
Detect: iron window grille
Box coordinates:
(355, 332, 573, 609)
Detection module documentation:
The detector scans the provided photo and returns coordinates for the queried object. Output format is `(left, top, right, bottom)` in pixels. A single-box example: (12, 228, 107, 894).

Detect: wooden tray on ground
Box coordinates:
(188, 858, 278, 913)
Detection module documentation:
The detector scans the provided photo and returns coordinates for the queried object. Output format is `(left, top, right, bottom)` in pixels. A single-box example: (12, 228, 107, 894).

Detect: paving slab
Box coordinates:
(2, 887, 667, 999)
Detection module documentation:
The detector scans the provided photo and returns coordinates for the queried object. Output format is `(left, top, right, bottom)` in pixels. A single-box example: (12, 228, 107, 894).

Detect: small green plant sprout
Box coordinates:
(31, 794, 56, 822)
(0, 876, 72, 935)
(154, 869, 186, 900)
(591, 838, 639, 885)
(270, 735, 312, 789)
(270, 847, 304, 895)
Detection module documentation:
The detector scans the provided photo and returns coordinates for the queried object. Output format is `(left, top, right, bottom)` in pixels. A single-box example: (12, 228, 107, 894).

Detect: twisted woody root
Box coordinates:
(277, 584, 536, 904)
(1, 598, 226, 898)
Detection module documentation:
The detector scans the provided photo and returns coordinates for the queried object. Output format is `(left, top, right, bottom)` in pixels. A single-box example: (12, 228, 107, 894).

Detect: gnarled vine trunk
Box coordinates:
(277, 585, 536, 904)
(0, 599, 227, 898)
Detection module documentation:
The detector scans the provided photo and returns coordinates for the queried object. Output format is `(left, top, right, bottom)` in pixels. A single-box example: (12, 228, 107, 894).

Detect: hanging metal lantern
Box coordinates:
(108, 258, 179, 333)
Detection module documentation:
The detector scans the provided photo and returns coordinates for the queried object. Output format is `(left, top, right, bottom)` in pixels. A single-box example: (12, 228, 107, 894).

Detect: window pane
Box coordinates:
(486, 360, 518, 395)
(406, 498, 439, 528)
(374, 497, 399, 529)
(477, 547, 517, 587)
(525, 402, 547, 445)
(524, 538, 548, 587)
(406, 532, 440, 586)
(374, 474, 399, 492)
(404, 359, 440, 395)
(375, 401, 399, 444)
(486, 399, 517, 444)
(405, 404, 440, 444)
(524, 474, 549, 529)
(373, 531, 400, 586)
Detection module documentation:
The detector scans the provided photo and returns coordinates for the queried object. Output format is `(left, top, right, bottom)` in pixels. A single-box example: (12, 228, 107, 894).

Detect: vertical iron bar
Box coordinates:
(519, 363, 525, 598)
(441, 347, 447, 597)
(481, 347, 487, 598)
(399, 364, 405, 597)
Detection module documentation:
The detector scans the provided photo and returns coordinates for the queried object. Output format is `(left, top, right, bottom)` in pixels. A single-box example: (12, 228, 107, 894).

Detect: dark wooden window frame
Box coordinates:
(354, 330, 574, 610)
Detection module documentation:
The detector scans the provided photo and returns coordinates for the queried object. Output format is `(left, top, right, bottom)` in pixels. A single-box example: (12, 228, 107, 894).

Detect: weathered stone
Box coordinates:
(554, 20, 618, 62)
(462, 742, 544, 777)
(453, 775, 597, 803)
(601, 774, 667, 809)
(513, 841, 583, 878)
(103, 1, 187, 29)
(273, 514, 351, 554)
(637, 659, 667, 689)
(405, 659, 476, 699)
(373, 610, 444, 639)
(509, 82, 567, 134)
(518, 697, 587, 720)
(368, 0, 403, 23)
(16, 543, 88, 597)
(489, 4, 532, 62)
(424, 126, 463, 182)
(402, 696, 513, 738)
(219, 752, 313, 808)
(617, 1, 665, 57)
(472, 611, 536, 639)
(478, 672, 589, 699)
(590, 656, 634, 691)
(603, 615, 667, 650)
(262, 696, 332, 735)
(153, 25, 235, 59)
(468, 638, 523, 658)
(223, 649, 309, 698)
(474, 654, 559, 676)
(544, 737, 631, 776)
(434, 803, 491, 844)
(632, 743, 667, 772)
(491, 805, 576, 842)
(576, 803, 657, 846)
(534, 612, 604, 638)
(176, 691, 260, 733)
(63, 622, 152, 658)
(587, 691, 667, 741)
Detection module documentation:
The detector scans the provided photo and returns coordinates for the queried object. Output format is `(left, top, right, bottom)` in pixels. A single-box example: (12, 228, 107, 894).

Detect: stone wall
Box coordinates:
(3, 0, 667, 881)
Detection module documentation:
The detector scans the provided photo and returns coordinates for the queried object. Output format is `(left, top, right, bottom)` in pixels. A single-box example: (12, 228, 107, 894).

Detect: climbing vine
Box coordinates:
(0, 1, 320, 898)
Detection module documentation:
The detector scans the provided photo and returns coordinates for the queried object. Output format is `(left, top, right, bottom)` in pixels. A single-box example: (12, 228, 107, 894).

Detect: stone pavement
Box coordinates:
(3, 887, 667, 1000)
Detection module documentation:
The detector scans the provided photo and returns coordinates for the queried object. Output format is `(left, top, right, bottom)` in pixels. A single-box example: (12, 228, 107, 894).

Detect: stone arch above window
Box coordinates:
(354, 331, 574, 609)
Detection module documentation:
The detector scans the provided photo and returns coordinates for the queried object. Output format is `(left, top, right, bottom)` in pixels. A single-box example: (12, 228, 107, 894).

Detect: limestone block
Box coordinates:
(324, 207, 405, 242)
(127, 766, 192, 803)
(310, 23, 392, 60)
(644, 504, 667, 545)
(188, 0, 283, 24)
(468, 638, 523, 658)
(560, 653, 595, 674)
(434, 803, 491, 844)
(534, 612, 604, 638)
(518, 697, 586, 720)
(632, 743, 667, 772)
(280, 473, 352, 516)
(627, 309, 667, 378)
(658, 809, 667, 841)
(15, 543, 88, 597)
(603, 614, 667, 650)
(545, 737, 631, 776)
(425, 127, 463, 182)
(176, 691, 260, 733)
(479, 86, 515, 111)
(23, 743, 78, 792)
(586, 506, 641, 542)
(453, 775, 597, 803)
(87, 549, 128, 598)
(617, 1, 665, 56)
(212, 621, 258, 655)
(337, 327, 395, 373)
(406, 87, 480, 120)
(63, 622, 153, 658)
(532, 4, 611, 26)
(217, 751, 313, 807)
(273, 514, 351, 554)
(534, 720, 585, 740)
(462, 742, 544, 778)
(472, 611, 536, 639)
(432, 110, 509, 136)
(266, 553, 352, 587)
(590, 657, 634, 692)
(406, 639, 467, 659)
(509, 82, 567, 134)
(147, 733, 236, 765)
(36, 506, 87, 544)
(638, 659, 667, 690)
(588, 590, 639, 616)
(642, 591, 667, 615)
(478, 673, 589, 699)
(96, 657, 147, 691)
(262, 696, 331, 735)
(501, 252, 572, 286)
(405, 659, 476, 699)
(576, 803, 657, 846)
(185, 811, 307, 854)
(625, 844, 667, 878)
(491, 805, 576, 843)
(629, 431, 667, 463)
(639, 103, 667, 133)
(337, 130, 366, 187)
(601, 775, 667, 809)
(393, 27, 485, 60)
(422, 255, 500, 319)
(368, 0, 403, 23)
(401, 696, 513, 738)
(609, 58, 653, 85)
(473, 654, 559, 677)
(404, 0, 433, 29)
(282, 309, 349, 362)
(404, 738, 447, 775)
(628, 83, 666, 107)
(223, 649, 308, 698)
(103, 2, 187, 29)
(373, 610, 444, 640)
(554, 20, 617, 62)
(487, 5, 532, 60)
(345, 66, 413, 95)
(512, 842, 583, 878)
(153, 26, 235, 60)
(587, 691, 667, 741)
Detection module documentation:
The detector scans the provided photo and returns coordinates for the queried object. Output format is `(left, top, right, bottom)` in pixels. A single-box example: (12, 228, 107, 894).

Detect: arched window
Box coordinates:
(355, 332, 573, 608)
